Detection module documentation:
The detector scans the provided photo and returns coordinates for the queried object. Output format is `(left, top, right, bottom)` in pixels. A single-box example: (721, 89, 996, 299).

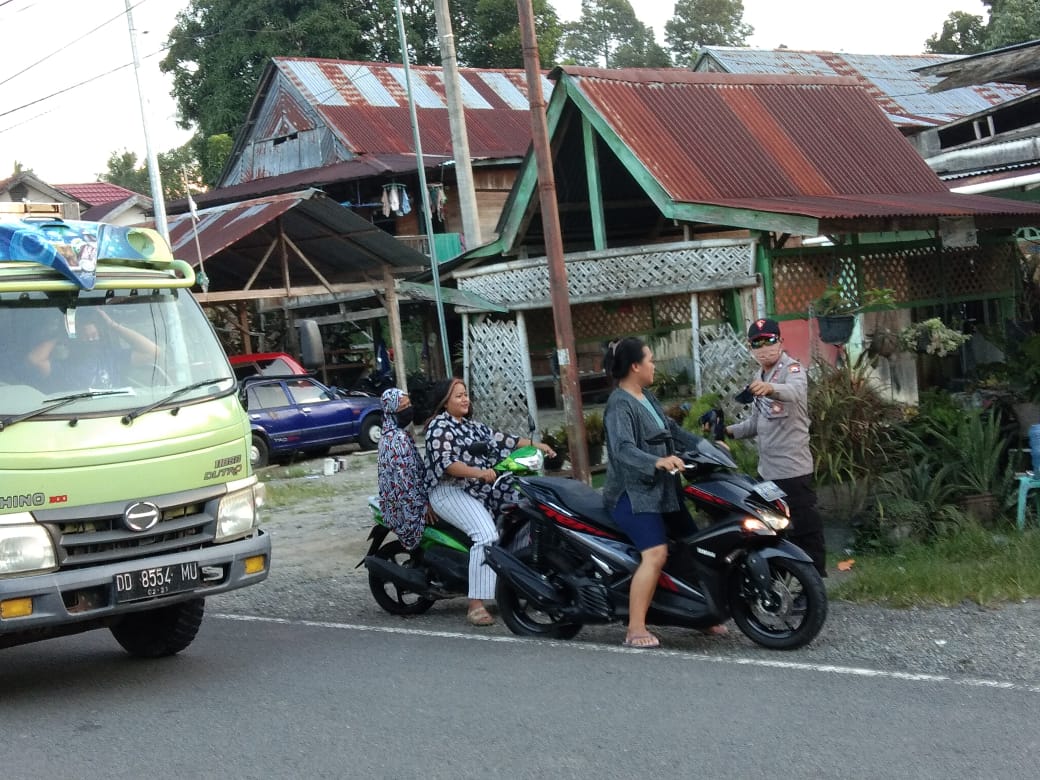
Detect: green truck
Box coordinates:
(0, 202, 270, 657)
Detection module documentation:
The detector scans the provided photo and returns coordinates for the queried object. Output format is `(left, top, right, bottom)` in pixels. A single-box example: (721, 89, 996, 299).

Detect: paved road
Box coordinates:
(1, 613, 1037, 779)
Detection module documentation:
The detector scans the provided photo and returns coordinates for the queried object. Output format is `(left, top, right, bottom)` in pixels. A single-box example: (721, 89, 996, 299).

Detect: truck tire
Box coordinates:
(250, 434, 270, 468)
(358, 414, 381, 450)
(110, 598, 205, 658)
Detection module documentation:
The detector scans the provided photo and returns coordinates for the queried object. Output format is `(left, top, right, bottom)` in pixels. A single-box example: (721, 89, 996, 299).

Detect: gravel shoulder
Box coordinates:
(215, 447, 1040, 688)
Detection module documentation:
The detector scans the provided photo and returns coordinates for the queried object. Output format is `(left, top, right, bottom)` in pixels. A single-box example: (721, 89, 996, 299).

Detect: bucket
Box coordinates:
(323, 457, 336, 477)
(1030, 425, 1040, 474)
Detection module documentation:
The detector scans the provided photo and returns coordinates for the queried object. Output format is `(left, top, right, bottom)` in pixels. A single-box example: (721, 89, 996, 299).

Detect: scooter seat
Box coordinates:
(522, 477, 624, 536)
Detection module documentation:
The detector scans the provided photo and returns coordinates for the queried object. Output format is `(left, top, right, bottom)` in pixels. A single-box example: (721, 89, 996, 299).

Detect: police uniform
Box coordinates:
(729, 345, 827, 576)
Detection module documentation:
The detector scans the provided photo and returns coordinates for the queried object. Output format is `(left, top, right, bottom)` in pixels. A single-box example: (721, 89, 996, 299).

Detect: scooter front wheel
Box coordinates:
(496, 548, 582, 640)
(368, 540, 436, 615)
(728, 557, 827, 650)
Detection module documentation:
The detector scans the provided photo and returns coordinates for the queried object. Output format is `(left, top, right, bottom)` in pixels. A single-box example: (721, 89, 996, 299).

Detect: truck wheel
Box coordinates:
(358, 414, 381, 450)
(250, 434, 270, 468)
(110, 598, 205, 658)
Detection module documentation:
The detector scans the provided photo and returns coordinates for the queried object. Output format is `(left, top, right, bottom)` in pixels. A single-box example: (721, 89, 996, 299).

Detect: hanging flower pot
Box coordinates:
(868, 329, 900, 358)
(817, 315, 855, 345)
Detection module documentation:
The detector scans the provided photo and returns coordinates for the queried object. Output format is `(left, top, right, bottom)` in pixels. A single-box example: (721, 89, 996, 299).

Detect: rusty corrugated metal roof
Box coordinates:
(549, 67, 1040, 233)
(563, 68, 948, 202)
(695, 48, 1027, 128)
(145, 190, 429, 296)
(272, 58, 547, 158)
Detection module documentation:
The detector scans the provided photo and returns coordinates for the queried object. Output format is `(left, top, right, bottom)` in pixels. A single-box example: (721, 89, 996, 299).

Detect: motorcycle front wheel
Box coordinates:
(368, 540, 435, 615)
(495, 548, 582, 640)
(728, 557, 827, 650)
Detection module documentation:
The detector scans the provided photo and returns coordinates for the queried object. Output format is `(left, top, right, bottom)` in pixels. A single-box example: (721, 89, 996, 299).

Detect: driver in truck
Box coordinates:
(26, 306, 158, 391)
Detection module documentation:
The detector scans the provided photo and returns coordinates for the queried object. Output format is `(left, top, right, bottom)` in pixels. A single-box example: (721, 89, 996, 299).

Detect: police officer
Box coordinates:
(725, 318, 827, 576)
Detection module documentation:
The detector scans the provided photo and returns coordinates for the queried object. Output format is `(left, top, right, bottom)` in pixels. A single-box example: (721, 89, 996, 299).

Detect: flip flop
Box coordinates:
(466, 605, 495, 626)
(622, 632, 660, 649)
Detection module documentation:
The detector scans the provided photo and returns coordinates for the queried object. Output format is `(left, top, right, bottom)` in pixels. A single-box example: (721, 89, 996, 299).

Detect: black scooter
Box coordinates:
(484, 432, 827, 649)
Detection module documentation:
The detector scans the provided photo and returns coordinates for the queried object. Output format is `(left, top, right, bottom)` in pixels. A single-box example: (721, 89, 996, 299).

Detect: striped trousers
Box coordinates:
(429, 484, 498, 600)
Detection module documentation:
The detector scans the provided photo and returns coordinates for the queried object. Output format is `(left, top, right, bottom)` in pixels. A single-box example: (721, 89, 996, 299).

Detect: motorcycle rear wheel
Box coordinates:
(728, 557, 827, 650)
(495, 548, 582, 640)
(368, 540, 435, 615)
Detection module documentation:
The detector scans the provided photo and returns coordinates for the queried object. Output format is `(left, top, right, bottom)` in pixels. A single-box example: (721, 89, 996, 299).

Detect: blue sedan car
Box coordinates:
(241, 374, 383, 467)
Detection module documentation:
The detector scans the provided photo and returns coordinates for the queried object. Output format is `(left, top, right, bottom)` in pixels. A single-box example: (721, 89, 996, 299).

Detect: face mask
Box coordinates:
(395, 406, 415, 428)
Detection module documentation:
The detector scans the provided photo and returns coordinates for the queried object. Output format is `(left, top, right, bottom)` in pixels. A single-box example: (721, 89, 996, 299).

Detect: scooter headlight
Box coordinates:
(741, 517, 776, 535)
(759, 511, 791, 532)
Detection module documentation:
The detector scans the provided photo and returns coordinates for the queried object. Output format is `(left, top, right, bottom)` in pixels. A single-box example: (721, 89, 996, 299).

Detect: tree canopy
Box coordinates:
(560, 0, 669, 67)
(665, 0, 754, 66)
(926, 0, 1040, 54)
(102, 143, 206, 202)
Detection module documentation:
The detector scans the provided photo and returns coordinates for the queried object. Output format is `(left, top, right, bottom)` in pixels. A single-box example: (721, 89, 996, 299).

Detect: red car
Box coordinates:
(229, 352, 309, 381)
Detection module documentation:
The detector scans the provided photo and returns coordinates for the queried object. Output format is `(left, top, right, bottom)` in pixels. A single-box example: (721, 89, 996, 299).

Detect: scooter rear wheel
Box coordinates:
(495, 547, 582, 640)
(728, 557, 827, 650)
(368, 540, 436, 615)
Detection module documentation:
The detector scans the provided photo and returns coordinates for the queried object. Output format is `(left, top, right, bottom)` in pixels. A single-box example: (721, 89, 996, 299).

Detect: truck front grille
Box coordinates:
(52, 501, 215, 569)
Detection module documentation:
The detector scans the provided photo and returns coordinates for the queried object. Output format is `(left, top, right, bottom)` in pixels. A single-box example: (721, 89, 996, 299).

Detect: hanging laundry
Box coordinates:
(400, 188, 411, 215)
(388, 185, 400, 214)
(381, 188, 391, 217)
(436, 186, 448, 221)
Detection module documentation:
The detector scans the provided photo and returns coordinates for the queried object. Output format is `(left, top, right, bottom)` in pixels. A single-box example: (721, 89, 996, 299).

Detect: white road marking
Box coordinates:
(214, 613, 1039, 694)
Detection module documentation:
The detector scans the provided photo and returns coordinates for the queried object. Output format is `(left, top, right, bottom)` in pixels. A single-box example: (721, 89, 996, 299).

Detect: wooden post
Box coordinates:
(383, 265, 408, 392)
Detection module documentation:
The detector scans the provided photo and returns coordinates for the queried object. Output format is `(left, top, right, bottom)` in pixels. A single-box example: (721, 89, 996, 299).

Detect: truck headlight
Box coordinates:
(0, 525, 57, 575)
(215, 484, 260, 541)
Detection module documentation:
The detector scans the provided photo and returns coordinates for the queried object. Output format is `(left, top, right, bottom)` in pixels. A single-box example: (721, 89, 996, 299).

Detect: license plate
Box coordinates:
(752, 480, 786, 502)
(114, 562, 200, 603)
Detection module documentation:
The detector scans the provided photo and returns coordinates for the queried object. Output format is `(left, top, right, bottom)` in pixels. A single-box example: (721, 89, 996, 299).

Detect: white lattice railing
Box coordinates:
(466, 318, 535, 436)
(453, 239, 757, 311)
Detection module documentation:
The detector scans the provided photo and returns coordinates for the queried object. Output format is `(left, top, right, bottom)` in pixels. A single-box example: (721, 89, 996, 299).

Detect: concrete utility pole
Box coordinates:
(432, 0, 482, 250)
(124, 0, 168, 243)
(516, 0, 590, 484)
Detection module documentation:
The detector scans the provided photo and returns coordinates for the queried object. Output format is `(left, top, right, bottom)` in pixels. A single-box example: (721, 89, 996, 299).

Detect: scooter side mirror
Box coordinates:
(467, 441, 491, 457)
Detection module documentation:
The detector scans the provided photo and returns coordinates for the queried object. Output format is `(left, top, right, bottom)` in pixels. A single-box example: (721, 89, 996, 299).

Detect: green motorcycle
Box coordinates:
(359, 445, 543, 615)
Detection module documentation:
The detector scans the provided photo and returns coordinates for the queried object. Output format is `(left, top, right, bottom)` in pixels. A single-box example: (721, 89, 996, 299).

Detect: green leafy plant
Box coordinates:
(808, 360, 905, 515)
(583, 411, 605, 446)
(922, 408, 1013, 500)
(811, 286, 858, 316)
(899, 318, 971, 357)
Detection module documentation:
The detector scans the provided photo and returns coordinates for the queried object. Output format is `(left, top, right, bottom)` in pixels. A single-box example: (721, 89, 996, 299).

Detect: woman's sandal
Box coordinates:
(622, 632, 660, 649)
(466, 605, 495, 626)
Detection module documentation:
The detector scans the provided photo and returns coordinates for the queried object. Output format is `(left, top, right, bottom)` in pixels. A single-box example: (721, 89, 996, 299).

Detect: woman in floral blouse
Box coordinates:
(424, 377, 554, 627)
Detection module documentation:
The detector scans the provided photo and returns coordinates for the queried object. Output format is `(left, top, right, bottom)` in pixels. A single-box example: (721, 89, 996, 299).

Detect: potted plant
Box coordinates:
(926, 408, 1012, 523)
(860, 287, 901, 358)
(1005, 334, 1040, 437)
(584, 411, 606, 465)
(898, 318, 970, 357)
(811, 286, 858, 344)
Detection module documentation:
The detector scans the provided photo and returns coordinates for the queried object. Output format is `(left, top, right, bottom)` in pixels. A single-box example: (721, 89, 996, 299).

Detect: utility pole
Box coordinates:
(395, 0, 452, 373)
(124, 0, 168, 243)
(432, 0, 482, 250)
(515, 0, 590, 484)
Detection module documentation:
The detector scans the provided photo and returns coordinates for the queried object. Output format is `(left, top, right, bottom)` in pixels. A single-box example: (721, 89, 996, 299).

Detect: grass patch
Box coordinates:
(832, 526, 1040, 607)
(263, 478, 341, 509)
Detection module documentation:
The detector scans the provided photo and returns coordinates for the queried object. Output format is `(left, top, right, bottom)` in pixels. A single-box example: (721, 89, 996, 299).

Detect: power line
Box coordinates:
(0, 0, 148, 89)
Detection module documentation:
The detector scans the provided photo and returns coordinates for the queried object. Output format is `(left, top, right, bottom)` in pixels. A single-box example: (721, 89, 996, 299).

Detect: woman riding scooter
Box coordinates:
(424, 377, 554, 627)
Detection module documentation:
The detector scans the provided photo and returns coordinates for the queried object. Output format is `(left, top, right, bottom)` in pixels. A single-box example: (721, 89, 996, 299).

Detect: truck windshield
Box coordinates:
(0, 288, 234, 416)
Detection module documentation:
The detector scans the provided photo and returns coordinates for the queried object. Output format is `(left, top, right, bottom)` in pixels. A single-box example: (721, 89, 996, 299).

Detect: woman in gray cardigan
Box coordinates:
(602, 337, 725, 648)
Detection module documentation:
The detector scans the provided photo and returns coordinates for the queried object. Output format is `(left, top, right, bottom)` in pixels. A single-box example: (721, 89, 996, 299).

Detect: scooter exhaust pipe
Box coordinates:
(364, 556, 429, 593)
(484, 545, 564, 607)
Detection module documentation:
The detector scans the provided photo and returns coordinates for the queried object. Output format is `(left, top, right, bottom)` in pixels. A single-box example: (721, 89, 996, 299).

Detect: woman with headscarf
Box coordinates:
(377, 388, 428, 551)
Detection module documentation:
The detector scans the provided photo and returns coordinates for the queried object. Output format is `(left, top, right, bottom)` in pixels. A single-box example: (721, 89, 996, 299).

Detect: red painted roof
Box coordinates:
(56, 181, 142, 207)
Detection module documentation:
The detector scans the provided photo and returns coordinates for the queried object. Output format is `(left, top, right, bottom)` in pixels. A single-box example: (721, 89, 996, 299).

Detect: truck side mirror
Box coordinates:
(298, 319, 323, 371)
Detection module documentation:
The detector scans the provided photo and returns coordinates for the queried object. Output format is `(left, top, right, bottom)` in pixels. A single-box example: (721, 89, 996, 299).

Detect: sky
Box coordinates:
(0, 0, 989, 186)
